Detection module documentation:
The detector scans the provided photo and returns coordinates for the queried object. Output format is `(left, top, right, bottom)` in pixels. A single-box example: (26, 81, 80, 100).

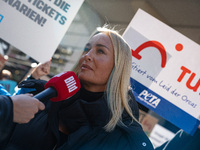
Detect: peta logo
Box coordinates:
(138, 90, 161, 108)
(0, 14, 4, 23)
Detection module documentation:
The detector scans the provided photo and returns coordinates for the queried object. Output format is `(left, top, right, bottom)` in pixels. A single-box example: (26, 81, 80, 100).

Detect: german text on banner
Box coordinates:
(0, 0, 84, 63)
(123, 9, 200, 135)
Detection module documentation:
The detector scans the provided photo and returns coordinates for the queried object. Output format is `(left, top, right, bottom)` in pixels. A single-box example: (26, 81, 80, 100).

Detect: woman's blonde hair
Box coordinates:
(72, 26, 138, 132)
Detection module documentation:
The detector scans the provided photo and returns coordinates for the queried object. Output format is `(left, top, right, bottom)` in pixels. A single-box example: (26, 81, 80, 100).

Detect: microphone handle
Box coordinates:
(34, 87, 57, 102)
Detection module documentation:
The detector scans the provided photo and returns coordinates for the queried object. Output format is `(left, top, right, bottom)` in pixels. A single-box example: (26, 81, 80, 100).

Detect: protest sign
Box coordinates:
(0, 0, 84, 63)
(123, 9, 200, 135)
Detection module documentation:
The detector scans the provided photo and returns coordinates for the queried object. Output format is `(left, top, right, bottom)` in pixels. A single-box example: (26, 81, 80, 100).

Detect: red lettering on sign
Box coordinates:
(177, 66, 200, 94)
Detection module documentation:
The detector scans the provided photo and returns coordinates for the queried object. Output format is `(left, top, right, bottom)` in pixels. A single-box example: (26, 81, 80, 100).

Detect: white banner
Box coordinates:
(0, 0, 84, 63)
(123, 9, 200, 135)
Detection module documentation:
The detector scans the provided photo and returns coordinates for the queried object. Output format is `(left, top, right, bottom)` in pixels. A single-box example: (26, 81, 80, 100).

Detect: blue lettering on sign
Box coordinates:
(138, 90, 161, 108)
(0, 14, 4, 23)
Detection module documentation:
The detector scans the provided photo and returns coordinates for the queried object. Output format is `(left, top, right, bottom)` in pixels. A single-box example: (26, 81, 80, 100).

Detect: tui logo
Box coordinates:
(131, 41, 167, 68)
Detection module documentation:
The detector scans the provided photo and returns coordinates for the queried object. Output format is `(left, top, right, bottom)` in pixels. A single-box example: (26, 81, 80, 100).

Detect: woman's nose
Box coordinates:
(84, 51, 93, 61)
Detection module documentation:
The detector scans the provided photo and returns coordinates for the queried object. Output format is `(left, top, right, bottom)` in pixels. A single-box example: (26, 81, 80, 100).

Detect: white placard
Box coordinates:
(123, 9, 200, 135)
(0, 0, 84, 63)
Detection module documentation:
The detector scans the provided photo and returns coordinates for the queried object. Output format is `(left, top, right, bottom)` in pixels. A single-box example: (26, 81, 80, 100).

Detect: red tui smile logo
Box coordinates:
(131, 41, 167, 68)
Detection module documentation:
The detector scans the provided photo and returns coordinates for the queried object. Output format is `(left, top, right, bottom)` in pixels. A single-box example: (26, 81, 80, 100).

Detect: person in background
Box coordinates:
(0, 69, 12, 80)
(0, 60, 51, 96)
(0, 69, 17, 95)
(0, 94, 45, 147)
(3, 26, 154, 150)
(14, 60, 51, 95)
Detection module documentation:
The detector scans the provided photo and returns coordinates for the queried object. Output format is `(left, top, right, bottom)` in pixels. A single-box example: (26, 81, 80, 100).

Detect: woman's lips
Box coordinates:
(81, 64, 93, 70)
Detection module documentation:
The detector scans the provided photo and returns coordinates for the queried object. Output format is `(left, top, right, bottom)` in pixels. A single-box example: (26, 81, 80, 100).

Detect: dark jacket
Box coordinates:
(155, 129, 200, 150)
(3, 80, 154, 150)
(0, 95, 15, 147)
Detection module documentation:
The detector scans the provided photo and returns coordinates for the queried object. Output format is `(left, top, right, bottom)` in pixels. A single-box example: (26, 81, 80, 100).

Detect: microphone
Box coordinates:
(34, 71, 81, 102)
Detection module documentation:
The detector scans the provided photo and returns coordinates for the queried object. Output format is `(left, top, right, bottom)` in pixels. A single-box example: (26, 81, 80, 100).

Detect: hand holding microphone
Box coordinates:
(11, 94, 45, 124)
(14, 71, 81, 123)
(34, 71, 81, 102)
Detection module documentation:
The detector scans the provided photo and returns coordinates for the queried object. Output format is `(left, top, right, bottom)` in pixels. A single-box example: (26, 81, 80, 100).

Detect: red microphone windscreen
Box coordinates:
(45, 71, 81, 102)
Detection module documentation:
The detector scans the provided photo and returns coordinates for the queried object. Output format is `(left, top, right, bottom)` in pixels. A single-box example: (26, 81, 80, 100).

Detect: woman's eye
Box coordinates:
(97, 49, 105, 54)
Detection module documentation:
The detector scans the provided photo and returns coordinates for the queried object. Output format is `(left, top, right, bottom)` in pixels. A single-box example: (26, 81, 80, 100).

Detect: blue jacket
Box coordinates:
(0, 84, 11, 96)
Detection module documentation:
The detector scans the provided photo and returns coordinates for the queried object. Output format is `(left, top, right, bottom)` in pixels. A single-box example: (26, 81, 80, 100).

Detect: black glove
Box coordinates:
(18, 79, 47, 95)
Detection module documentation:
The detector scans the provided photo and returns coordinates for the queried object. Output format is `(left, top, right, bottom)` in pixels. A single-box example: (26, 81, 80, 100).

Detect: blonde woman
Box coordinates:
(4, 27, 154, 150)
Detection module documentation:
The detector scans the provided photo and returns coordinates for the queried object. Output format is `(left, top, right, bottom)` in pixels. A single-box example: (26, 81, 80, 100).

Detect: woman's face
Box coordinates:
(78, 32, 115, 92)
